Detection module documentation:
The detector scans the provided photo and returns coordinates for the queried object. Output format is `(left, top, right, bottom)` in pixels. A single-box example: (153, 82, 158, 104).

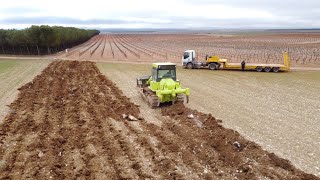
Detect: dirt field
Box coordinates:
(0, 61, 318, 179)
(98, 62, 320, 177)
(59, 33, 320, 66)
(0, 59, 50, 121)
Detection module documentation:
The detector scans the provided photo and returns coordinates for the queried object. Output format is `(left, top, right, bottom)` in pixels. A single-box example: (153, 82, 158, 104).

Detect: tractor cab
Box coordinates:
(151, 63, 177, 82)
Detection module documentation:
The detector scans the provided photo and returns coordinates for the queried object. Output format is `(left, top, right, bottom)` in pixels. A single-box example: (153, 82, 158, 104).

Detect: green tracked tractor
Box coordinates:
(137, 62, 190, 108)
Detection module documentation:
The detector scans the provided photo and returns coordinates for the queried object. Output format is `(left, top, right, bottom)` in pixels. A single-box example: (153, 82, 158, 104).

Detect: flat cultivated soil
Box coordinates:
(0, 59, 50, 121)
(0, 61, 318, 179)
(98, 62, 320, 177)
(59, 33, 320, 67)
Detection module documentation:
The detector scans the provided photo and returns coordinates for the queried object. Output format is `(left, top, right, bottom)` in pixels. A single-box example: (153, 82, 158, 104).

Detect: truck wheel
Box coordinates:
(209, 63, 217, 70)
(256, 66, 263, 72)
(264, 67, 272, 72)
(272, 67, 280, 72)
(186, 63, 193, 69)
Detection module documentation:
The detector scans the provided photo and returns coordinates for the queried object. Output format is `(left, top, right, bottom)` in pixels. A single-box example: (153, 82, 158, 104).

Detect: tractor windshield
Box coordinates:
(158, 69, 176, 80)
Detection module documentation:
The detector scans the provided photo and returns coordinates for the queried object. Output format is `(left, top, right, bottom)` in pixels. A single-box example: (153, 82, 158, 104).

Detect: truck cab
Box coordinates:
(182, 50, 196, 69)
(182, 50, 222, 70)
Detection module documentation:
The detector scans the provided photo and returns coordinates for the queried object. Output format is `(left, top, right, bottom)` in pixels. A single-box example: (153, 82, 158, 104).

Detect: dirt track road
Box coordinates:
(0, 61, 317, 179)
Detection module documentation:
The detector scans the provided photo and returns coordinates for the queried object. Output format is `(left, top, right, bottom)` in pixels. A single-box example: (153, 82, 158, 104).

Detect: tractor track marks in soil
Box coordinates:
(0, 60, 318, 179)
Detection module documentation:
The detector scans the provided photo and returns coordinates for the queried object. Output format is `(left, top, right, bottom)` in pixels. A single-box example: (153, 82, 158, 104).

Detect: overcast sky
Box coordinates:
(0, 0, 319, 29)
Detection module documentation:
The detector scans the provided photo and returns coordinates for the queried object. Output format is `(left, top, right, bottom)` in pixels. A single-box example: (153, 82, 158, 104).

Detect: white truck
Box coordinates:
(182, 50, 290, 72)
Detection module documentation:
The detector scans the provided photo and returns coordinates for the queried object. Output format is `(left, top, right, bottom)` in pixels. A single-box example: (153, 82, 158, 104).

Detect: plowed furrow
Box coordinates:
(123, 121, 201, 179)
(140, 121, 215, 179)
(156, 116, 241, 175)
(112, 119, 189, 179)
(83, 107, 118, 179)
(75, 65, 119, 179)
(33, 61, 68, 179)
(58, 62, 85, 178)
(87, 64, 145, 178)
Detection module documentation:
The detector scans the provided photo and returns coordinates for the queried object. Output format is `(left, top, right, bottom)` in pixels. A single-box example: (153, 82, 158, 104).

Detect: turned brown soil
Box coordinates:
(0, 61, 318, 179)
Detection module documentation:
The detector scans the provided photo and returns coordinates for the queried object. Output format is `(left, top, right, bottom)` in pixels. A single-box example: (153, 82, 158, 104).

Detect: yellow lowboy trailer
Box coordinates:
(182, 50, 290, 72)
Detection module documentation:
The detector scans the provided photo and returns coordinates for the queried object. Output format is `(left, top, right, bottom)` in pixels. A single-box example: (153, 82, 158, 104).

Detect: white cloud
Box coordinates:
(0, 0, 318, 29)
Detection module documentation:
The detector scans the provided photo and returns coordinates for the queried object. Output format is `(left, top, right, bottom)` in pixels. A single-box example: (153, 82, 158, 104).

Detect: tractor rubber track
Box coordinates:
(146, 91, 160, 108)
(0, 61, 318, 179)
(138, 87, 160, 108)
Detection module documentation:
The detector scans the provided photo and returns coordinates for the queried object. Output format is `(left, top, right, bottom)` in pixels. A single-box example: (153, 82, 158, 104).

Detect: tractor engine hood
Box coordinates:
(159, 78, 175, 90)
(155, 78, 190, 102)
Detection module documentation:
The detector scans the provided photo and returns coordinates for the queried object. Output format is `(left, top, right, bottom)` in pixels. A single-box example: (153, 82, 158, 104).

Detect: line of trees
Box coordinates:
(0, 25, 100, 55)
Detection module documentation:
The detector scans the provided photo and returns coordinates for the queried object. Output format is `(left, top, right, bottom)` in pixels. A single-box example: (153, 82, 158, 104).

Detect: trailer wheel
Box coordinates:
(256, 66, 263, 72)
(186, 63, 193, 69)
(264, 67, 272, 72)
(272, 67, 280, 72)
(209, 63, 217, 70)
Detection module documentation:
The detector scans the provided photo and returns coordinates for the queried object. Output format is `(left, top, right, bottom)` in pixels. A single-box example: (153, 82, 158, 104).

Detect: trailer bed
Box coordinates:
(226, 63, 285, 68)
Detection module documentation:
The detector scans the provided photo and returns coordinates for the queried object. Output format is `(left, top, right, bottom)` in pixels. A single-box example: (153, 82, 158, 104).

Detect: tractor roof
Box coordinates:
(152, 62, 176, 68)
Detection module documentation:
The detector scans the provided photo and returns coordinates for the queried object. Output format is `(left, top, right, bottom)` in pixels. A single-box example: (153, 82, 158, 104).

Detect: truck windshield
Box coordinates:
(183, 52, 189, 59)
(158, 69, 176, 79)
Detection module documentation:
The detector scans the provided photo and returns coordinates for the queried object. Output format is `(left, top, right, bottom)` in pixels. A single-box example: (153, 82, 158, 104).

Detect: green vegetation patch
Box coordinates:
(0, 60, 19, 74)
